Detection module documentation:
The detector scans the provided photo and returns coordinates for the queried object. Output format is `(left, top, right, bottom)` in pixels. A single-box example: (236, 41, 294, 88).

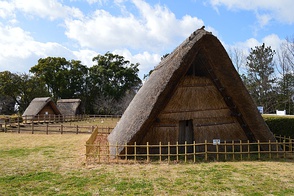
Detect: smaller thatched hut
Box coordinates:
(57, 99, 82, 116)
(22, 97, 61, 121)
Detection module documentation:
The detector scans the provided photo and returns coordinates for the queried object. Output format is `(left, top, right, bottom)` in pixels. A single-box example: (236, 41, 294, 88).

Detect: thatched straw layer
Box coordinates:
(108, 29, 275, 156)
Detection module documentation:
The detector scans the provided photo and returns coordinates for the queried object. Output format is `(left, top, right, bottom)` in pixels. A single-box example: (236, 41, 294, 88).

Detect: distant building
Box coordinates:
(22, 97, 61, 121)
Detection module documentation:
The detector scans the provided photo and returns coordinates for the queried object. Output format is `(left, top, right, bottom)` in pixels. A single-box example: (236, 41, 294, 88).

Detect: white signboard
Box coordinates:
(276, 110, 286, 115)
(213, 139, 220, 145)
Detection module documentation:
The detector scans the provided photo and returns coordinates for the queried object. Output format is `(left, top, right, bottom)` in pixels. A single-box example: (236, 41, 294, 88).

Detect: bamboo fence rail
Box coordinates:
(86, 135, 294, 164)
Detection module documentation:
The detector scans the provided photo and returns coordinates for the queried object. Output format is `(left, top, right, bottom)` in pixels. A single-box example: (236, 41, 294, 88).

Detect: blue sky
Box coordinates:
(0, 0, 293, 78)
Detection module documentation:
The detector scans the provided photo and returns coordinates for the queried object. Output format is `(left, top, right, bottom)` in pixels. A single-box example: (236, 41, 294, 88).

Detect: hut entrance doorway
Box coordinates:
(179, 120, 194, 153)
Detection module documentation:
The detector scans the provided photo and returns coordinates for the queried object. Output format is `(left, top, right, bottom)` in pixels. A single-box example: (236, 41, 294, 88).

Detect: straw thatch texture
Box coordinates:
(108, 29, 275, 156)
(57, 99, 82, 116)
(22, 97, 61, 120)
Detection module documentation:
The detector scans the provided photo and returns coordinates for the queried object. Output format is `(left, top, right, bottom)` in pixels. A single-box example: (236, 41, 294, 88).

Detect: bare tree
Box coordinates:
(228, 47, 246, 74)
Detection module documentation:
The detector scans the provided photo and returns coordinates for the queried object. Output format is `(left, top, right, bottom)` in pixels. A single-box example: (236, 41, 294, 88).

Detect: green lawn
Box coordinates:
(0, 132, 294, 195)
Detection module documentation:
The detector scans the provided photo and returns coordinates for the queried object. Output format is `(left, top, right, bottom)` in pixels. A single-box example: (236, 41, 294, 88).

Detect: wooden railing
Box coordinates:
(86, 137, 294, 164)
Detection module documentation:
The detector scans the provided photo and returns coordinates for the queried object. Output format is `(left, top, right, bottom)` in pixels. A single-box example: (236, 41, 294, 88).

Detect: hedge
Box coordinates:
(263, 115, 294, 138)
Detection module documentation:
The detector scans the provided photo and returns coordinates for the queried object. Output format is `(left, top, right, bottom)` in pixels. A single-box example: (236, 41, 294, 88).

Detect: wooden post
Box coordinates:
(61, 125, 63, 134)
(184, 141, 187, 163)
(18, 117, 20, 134)
(76, 125, 79, 134)
(283, 140, 286, 158)
(240, 140, 243, 161)
(4, 120, 7, 133)
(269, 140, 272, 159)
(245, 140, 249, 159)
(159, 142, 162, 162)
(98, 142, 100, 163)
(46, 123, 49, 134)
(176, 141, 179, 162)
(216, 142, 219, 161)
(116, 142, 119, 163)
(168, 142, 170, 164)
(31, 121, 34, 134)
(205, 140, 208, 161)
(125, 143, 128, 161)
(193, 141, 196, 163)
(146, 142, 150, 163)
(224, 141, 227, 161)
(232, 140, 235, 161)
(134, 142, 137, 162)
(258, 140, 261, 160)
(276, 140, 279, 158)
(107, 142, 109, 163)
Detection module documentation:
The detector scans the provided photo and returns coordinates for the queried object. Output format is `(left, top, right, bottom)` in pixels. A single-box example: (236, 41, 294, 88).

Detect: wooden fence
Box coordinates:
(0, 114, 120, 133)
(86, 135, 294, 164)
(1, 121, 114, 135)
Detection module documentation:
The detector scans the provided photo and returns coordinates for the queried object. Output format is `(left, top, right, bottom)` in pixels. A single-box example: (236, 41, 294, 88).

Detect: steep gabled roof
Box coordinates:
(57, 99, 82, 116)
(22, 97, 61, 117)
(108, 29, 275, 154)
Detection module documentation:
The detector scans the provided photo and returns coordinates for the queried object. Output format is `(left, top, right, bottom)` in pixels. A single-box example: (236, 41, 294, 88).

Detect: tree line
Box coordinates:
(1, 35, 294, 115)
(230, 35, 294, 114)
(0, 52, 141, 115)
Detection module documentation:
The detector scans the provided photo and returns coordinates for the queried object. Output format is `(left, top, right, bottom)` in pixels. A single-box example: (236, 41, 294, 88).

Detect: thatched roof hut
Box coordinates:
(22, 97, 61, 120)
(108, 29, 276, 155)
(57, 99, 82, 116)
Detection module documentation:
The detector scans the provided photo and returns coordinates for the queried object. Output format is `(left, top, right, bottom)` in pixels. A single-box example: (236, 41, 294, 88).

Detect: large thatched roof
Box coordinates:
(108, 29, 275, 155)
(57, 99, 82, 116)
(22, 97, 61, 117)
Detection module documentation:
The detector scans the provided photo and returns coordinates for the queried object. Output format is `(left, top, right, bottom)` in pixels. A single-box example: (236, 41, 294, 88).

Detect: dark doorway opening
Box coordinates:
(179, 120, 194, 153)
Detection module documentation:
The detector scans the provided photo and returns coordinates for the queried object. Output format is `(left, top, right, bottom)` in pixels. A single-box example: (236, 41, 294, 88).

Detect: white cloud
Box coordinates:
(0, 1, 15, 19)
(64, 0, 204, 52)
(73, 49, 98, 67)
(12, 0, 83, 20)
(0, 24, 75, 73)
(209, 0, 294, 24)
(113, 49, 161, 77)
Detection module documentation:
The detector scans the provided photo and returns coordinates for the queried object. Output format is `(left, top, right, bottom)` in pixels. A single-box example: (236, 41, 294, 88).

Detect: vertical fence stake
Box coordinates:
(4, 121, 7, 133)
(240, 140, 243, 161)
(159, 142, 162, 163)
(168, 142, 170, 164)
(146, 142, 150, 163)
(216, 142, 219, 161)
(125, 143, 128, 161)
(18, 117, 20, 133)
(283, 140, 286, 158)
(224, 141, 227, 161)
(269, 140, 272, 159)
(116, 142, 119, 163)
(107, 142, 110, 163)
(46, 123, 49, 134)
(205, 140, 208, 161)
(176, 142, 179, 162)
(76, 125, 79, 134)
(193, 141, 196, 163)
(185, 141, 187, 163)
(258, 140, 261, 160)
(31, 121, 34, 134)
(247, 140, 250, 160)
(134, 142, 137, 162)
(61, 125, 63, 134)
(232, 140, 235, 161)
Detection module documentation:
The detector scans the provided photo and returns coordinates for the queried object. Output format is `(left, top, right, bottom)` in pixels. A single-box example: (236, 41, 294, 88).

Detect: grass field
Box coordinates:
(1, 132, 294, 195)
